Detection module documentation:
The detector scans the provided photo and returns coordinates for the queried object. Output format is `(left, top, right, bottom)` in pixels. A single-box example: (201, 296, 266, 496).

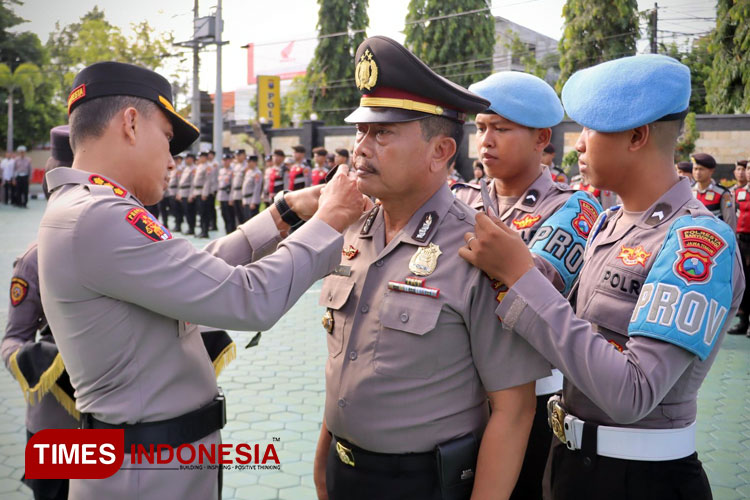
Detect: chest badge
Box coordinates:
(342, 245, 359, 260)
(705, 191, 716, 202)
(409, 243, 442, 276)
(322, 309, 334, 334)
(616, 245, 651, 267)
(512, 214, 541, 230)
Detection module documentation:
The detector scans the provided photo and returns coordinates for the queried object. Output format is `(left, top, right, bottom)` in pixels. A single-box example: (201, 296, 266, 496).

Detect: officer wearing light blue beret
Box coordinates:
(456, 70, 599, 500)
(459, 54, 745, 500)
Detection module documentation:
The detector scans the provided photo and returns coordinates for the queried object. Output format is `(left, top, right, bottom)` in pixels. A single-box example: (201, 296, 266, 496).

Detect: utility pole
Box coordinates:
(213, 0, 223, 155)
(191, 0, 201, 152)
(650, 3, 658, 54)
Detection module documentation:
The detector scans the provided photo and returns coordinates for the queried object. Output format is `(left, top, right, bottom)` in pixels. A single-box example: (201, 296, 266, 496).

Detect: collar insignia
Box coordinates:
(409, 243, 442, 277)
(645, 203, 672, 226)
(361, 206, 379, 235)
(522, 189, 539, 207)
(413, 211, 438, 242)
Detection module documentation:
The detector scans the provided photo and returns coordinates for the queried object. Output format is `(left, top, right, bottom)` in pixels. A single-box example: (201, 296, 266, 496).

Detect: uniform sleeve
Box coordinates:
(722, 191, 736, 231)
(496, 223, 744, 424)
(202, 170, 211, 197)
(73, 200, 343, 332)
(2, 254, 43, 368)
(466, 269, 551, 392)
(203, 205, 281, 263)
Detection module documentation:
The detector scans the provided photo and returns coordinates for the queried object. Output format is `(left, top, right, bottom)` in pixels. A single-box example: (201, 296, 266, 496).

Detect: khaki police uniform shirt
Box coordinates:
(692, 179, 736, 230)
(177, 164, 195, 199)
(217, 166, 232, 202)
(498, 177, 744, 429)
(166, 166, 180, 197)
(321, 184, 550, 454)
(191, 162, 211, 199)
(242, 167, 263, 207)
(2, 243, 79, 433)
(209, 160, 219, 194)
(38, 167, 343, 426)
(230, 162, 246, 202)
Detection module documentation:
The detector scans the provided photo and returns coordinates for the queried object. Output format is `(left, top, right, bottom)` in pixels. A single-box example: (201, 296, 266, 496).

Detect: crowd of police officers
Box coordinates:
(2, 31, 750, 500)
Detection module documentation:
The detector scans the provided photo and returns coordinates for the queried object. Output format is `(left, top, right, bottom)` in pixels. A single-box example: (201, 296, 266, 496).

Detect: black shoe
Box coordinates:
(210, 225, 218, 231)
(198, 233, 209, 239)
(727, 318, 748, 335)
(186, 229, 195, 235)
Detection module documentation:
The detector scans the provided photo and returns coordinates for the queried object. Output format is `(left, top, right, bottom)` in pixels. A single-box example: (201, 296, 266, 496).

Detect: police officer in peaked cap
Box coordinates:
(461, 53, 744, 500)
(37, 61, 367, 500)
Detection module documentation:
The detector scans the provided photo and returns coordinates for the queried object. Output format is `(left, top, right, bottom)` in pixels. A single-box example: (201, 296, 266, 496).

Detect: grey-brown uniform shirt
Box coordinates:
(13, 156, 31, 177)
(177, 164, 195, 198)
(2, 243, 79, 433)
(498, 177, 744, 430)
(217, 166, 232, 203)
(321, 184, 550, 454)
(166, 166, 180, 197)
(692, 179, 736, 230)
(242, 166, 263, 207)
(230, 161, 246, 202)
(38, 167, 343, 499)
(191, 162, 211, 198)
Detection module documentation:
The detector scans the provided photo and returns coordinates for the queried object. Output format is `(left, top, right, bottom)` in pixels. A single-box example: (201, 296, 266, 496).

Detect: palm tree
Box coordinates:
(0, 62, 42, 152)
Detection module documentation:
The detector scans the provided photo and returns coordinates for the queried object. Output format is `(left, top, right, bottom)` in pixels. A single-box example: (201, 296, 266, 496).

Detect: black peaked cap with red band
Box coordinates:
(67, 61, 200, 155)
(345, 36, 489, 124)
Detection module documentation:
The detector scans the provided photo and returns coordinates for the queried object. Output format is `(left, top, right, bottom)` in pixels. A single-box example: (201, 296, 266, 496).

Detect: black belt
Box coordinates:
(221, 187, 230, 192)
(332, 435, 435, 472)
(81, 390, 226, 449)
(233, 187, 242, 190)
(194, 185, 204, 189)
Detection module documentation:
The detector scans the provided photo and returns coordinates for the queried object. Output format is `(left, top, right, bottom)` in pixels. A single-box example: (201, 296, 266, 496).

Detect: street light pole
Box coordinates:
(213, 0, 223, 155)
(191, 0, 201, 152)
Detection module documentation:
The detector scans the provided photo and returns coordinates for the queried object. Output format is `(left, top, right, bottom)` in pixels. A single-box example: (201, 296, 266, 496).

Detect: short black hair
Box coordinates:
(313, 147, 327, 157)
(543, 144, 555, 154)
(69, 96, 156, 153)
(335, 148, 350, 158)
(273, 149, 285, 157)
(419, 116, 463, 166)
(292, 145, 306, 153)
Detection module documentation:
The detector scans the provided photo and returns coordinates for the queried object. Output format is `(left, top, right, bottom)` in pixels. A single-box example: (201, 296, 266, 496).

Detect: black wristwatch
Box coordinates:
(274, 190, 304, 229)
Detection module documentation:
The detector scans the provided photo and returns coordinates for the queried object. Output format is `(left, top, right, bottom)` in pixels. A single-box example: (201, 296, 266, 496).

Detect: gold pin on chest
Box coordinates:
(409, 243, 442, 276)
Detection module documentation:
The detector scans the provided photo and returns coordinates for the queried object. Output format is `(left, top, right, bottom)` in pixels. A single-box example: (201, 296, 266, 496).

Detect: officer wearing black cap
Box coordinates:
(38, 61, 366, 499)
(313, 36, 549, 500)
(691, 152, 736, 230)
(676, 160, 694, 184)
(3, 125, 79, 500)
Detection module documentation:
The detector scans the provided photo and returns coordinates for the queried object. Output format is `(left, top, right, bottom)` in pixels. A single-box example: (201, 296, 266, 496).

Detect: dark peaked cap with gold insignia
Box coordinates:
(345, 36, 489, 124)
(67, 61, 200, 155)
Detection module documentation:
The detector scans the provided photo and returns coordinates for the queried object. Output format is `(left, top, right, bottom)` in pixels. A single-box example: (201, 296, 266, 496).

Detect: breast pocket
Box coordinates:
(375, 292, 443, 379)
(579, 265, 648, 334)
(319, 276, 355, 358)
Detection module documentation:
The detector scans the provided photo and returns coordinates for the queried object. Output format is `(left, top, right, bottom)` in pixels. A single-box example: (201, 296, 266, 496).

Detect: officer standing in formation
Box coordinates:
(165, 154, 183, 230)
(691, 152, 736, 229)
(265, 149, 288, 205)
(177, 152, 197, 234)
(453, 70, 601, 500)
(334, 148, 350, 169)
(313, 36, 550, 500)
(729, 159, 750, 335)
(12, 145, 32, 207)
(3, 126, 80, 500)
(542, 144, 568, 183)
(311, 147, 329, 185)
(230, 149, 247, 226)
(38, 61, 366, 499)
(217, 152, 236, 233)
(462, 54, 744, 500)
(288, 145, 311, 191)
(731, 159, 747, 199)
(192, 152, 212, 238)
(207, 150, 219, 231)
(570, 172, 619, 209)
(676, 160, 695, 184)
(241, 154, 263, 220)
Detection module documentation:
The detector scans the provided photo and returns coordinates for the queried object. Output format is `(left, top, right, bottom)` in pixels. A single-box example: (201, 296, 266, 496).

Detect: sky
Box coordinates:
(13, 0, 716, 103)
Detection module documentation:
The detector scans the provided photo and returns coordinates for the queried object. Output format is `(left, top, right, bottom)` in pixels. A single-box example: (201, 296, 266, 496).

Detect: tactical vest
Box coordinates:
(695, 188, 726, 220)
(288, 165, 306, 191)
(311, 168, 326, 186)
(736, 187, 750, 233)
(268, 167, 285, 198)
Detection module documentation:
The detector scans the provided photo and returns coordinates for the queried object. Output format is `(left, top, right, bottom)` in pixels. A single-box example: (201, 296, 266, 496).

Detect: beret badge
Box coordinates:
(355, 49, 379, 92)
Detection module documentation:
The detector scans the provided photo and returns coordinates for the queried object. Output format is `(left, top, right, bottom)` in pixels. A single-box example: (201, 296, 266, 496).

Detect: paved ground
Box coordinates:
(0, 196, 749, 499)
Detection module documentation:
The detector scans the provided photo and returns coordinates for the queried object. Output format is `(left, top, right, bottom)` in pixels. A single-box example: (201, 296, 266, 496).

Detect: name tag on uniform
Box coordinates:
(739, 191, 747, 201)
(332, 265, 352, 277)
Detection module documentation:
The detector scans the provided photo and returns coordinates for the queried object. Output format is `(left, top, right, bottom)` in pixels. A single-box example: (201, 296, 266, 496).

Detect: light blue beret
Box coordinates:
(468, 71, 563, 128)
(561, 54, 691, 132)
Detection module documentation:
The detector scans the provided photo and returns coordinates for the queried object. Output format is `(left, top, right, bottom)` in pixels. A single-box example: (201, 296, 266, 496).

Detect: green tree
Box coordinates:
(306, 0, 369, 125)
(503, 31, 560, 83)
(46, 8, 174, 100)
(405, 0, 495, 88)
(660, 36, 712, 114)
(675, 112, 699, 162)
(0, 62, 42, 150)
(705, 0, 750, 113)
(557, 0, 639, 92)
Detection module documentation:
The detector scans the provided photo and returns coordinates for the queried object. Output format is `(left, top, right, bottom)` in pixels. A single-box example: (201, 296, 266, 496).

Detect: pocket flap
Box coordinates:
(319, 276, 355, 310)
(379, 292, 442, 335)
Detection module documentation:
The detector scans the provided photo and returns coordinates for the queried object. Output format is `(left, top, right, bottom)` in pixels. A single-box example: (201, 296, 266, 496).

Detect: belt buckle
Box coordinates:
(336, 441, 355, 467)
(547, 395, 567, 445)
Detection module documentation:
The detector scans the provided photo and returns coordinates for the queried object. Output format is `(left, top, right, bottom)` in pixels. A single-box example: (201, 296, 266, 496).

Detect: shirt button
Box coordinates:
(400, 312, 409, 323)
(375, 259, 384, 267)
(361, 305, 369, 313)
(328, 292, 333, 302)
(457, 212, 466, 220)
(337, 398, 347, 408)
(349, 351, 358, 361)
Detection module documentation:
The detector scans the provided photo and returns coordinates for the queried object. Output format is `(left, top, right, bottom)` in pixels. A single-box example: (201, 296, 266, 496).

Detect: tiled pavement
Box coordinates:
(1, 197, 749, 499)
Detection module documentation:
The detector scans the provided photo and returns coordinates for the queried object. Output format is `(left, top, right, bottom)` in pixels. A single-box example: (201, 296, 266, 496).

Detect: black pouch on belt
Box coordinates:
(435, 433, 478, 500)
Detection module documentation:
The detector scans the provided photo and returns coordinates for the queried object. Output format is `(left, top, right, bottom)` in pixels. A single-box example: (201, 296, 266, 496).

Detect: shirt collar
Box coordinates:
(46, 167, 140, 204)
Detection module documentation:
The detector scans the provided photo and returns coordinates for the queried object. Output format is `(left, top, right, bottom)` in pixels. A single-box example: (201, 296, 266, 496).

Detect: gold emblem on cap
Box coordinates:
(355, 49, 378, 91)
(409, 243, 442, 277)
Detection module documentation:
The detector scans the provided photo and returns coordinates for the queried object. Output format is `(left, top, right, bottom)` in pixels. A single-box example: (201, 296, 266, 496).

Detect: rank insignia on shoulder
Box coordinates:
(512, 214, 541, 230)
(674, 227, 726, 284)
(126, 207, 172, 242)
(10, 277, 29, 307)
(342, 245, 359, 260)
(616, 245, 651, 267)
(409, 243, 442, 276)
(413, 211, 438, 242)
(608, 340, 624, 352)
(89, 174, 127, 197)
(361, 206, 379, 235)
(322, 309, 334, 334)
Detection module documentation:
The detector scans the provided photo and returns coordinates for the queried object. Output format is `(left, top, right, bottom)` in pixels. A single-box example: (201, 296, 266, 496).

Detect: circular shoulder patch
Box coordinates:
(10, 277, 29, 307)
